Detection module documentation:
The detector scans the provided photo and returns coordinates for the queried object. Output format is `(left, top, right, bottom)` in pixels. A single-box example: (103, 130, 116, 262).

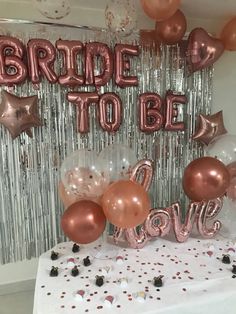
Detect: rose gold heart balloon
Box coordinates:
(186, 28, 224, 74)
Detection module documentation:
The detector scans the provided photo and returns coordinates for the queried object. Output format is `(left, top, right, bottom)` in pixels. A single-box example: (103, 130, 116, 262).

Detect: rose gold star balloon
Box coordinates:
(192, 111, 227, 145)
(0, 90, 42, 139)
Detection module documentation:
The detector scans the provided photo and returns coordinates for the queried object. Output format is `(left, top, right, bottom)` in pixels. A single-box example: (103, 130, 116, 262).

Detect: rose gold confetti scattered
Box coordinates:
(207, 251, 213, 257)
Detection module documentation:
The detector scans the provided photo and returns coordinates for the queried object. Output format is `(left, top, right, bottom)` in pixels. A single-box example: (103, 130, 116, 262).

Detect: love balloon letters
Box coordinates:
(0, 36, 187, 134)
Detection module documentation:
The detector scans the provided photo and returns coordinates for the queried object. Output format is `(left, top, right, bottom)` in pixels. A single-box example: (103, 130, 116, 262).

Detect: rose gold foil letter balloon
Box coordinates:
(186, 28, 224, 74)
(0, 36, 27, 85)
(182, 157, 230, 201)
(60, 149, 109, 202)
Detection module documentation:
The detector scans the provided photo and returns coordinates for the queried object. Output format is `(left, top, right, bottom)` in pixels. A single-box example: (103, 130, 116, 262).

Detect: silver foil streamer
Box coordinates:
(0, 21, 212, 264)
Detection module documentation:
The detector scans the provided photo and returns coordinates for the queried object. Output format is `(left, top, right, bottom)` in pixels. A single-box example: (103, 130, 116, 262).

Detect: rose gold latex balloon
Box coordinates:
(102, 180, 151, 228)
(141, 0, 181, 22)
(61, 200, 106, 244)
(221, 17, 236, 51)
(183, 157, 230, 201)
(139, 29, 160, 51)
(155, 10, 187, 45)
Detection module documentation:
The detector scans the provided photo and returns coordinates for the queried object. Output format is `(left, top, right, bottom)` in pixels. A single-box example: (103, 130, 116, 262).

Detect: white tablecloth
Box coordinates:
(33, 236, 236, 314)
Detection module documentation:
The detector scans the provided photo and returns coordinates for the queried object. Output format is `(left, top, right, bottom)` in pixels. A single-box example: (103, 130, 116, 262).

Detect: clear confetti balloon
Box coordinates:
(33, 0, 71, 20)
(98, 144, 137, 182)
(206, 134, 236, 165)
(105, 0, 137, 36)
(61, 149, 109, 200)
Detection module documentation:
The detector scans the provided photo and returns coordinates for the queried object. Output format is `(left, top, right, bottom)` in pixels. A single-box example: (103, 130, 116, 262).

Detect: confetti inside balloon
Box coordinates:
(61, 149, 109, 200)
(206, 134, 236, 165)
(33, 0, 71, 20)
(105, 0, 137, 37)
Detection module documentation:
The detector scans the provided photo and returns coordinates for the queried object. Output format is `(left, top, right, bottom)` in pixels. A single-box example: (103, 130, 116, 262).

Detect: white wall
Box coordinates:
(0, 258, 38, 285)
(213, 52, 236, 135)
(0, 2, 236, 285)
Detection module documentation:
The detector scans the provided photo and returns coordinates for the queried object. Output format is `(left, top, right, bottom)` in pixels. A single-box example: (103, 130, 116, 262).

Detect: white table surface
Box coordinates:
(33, 235, 236, 314)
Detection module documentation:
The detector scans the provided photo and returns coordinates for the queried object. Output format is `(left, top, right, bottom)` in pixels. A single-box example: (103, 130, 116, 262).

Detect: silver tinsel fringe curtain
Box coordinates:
(0, 21, 212, 264)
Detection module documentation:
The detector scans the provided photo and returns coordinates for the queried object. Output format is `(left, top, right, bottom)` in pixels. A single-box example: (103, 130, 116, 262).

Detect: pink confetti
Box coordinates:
(74, 290, 85, 301)
(207, 251, 213, 257)
(67, 258, 75, 266)
(116, 256, 124, 265)
(104, 295, 114, 305)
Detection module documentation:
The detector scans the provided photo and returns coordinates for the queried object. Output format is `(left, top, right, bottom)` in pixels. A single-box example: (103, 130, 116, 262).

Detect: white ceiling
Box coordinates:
(181, 0, 236, 20)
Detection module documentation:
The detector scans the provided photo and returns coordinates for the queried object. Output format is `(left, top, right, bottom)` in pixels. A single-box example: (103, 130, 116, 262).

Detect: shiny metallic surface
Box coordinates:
(0, 20, 212, 263)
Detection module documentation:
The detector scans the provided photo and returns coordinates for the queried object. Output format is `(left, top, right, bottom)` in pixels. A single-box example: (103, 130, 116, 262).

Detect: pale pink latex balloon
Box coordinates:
(221, 17, 236, 51)
(102, 180, 151, 228)
(227, 177, 236, 201)
(141, 0, 181, 22)
(58, 181, 79, 209)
